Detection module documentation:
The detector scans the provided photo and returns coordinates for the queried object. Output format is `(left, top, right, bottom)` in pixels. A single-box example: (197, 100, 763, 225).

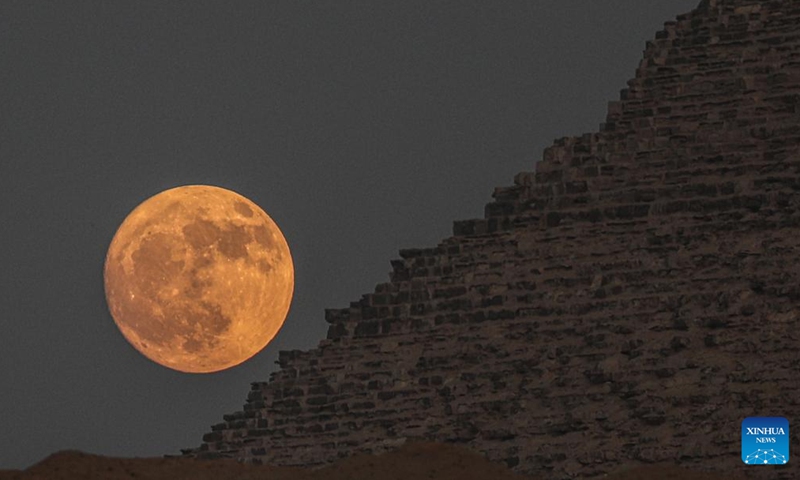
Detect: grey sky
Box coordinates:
(1, 0, 698, 469)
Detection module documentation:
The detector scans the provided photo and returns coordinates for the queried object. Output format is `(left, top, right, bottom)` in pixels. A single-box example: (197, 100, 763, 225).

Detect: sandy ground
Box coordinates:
(0, 442, 745, 480)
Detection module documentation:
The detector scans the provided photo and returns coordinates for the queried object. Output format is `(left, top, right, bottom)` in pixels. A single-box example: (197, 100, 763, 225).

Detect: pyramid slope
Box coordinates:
(186, 0, 800, 478)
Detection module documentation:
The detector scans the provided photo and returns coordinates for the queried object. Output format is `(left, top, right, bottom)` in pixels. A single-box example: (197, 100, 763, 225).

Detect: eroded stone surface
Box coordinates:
(184, 0, 800, 478)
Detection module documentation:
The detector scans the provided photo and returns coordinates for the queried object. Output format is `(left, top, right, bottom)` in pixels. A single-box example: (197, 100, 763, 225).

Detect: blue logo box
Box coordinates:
(742, 417, 789, 465)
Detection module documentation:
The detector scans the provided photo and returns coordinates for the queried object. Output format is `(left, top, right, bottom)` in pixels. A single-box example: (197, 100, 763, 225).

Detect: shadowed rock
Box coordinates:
(0, 443, 747, 480)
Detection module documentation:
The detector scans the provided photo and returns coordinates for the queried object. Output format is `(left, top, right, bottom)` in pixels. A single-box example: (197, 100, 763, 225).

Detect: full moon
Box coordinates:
(103, 185, 294, 373)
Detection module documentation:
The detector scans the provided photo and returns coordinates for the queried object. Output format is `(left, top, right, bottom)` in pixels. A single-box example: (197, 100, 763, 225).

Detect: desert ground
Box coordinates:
(0, 442, 746, 480)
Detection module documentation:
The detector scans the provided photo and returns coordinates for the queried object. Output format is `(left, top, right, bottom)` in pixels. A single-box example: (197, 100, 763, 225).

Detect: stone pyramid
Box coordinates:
(184, 0, 800, 478)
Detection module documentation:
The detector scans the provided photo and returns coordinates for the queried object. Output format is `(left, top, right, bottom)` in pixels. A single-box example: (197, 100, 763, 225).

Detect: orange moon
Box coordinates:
(103, 185, 294, 373)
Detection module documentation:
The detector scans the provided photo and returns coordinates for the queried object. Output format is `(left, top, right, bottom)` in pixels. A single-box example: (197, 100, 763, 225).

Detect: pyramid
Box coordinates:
(184, 0, 800, 478)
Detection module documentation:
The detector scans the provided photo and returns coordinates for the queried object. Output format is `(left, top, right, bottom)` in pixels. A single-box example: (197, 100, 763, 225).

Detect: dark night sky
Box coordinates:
(0, 0, 698, 470)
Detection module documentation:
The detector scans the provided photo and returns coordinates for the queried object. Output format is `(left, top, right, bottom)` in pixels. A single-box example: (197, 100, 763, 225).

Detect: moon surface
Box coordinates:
(103, 185, 294, 373)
